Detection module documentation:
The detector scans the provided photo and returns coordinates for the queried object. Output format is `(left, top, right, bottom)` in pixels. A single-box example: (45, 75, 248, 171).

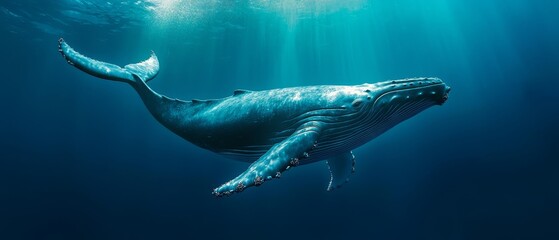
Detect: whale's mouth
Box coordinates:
(440, 85, 451, 105)
(442, 93, 449, 102)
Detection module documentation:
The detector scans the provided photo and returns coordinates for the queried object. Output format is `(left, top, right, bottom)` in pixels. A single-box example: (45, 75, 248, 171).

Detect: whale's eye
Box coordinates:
(352, 99, 363, 108)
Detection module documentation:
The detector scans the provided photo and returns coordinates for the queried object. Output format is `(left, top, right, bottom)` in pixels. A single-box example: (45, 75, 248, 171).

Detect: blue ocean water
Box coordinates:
(1, 0, 558, 239)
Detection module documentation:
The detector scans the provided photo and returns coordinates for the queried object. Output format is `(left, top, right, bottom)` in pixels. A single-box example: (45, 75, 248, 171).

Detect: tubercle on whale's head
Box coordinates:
(362, 77, 451, 107)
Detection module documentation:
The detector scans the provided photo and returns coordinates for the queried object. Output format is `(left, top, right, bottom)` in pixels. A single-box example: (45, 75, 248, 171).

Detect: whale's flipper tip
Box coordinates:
(212, 121, 323, 197)
(58, 38, 73, 65)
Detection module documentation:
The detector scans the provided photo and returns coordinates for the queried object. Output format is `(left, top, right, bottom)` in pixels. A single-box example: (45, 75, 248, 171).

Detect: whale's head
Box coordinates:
(352, 77, 450, 132)
(365, 77, 451, 107)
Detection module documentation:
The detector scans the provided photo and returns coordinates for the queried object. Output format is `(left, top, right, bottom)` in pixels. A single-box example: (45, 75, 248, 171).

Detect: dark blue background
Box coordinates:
(1, 0, 558, 239)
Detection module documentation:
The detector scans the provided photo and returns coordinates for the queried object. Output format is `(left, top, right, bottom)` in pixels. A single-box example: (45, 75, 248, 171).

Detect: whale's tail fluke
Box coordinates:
(58, 38, 180, 128)
(58, 38, 159, 84)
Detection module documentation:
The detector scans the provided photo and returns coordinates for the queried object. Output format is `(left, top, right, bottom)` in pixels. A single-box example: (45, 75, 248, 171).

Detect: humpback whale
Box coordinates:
(58, 38, 451, 196)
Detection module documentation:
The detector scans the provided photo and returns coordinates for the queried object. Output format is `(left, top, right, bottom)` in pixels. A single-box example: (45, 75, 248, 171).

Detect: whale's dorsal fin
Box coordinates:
(233, 89, 252, 96)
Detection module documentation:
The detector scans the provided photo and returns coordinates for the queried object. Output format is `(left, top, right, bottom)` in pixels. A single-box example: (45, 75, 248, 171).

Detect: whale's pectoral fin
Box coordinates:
(58, 38, 159, 84)
(326, 151, 355, 191)
(212, 121, 322, 197)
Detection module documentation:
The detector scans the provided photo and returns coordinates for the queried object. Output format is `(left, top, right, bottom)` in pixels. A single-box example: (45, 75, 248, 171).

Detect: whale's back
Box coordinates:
(180, 86, 358, 162)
